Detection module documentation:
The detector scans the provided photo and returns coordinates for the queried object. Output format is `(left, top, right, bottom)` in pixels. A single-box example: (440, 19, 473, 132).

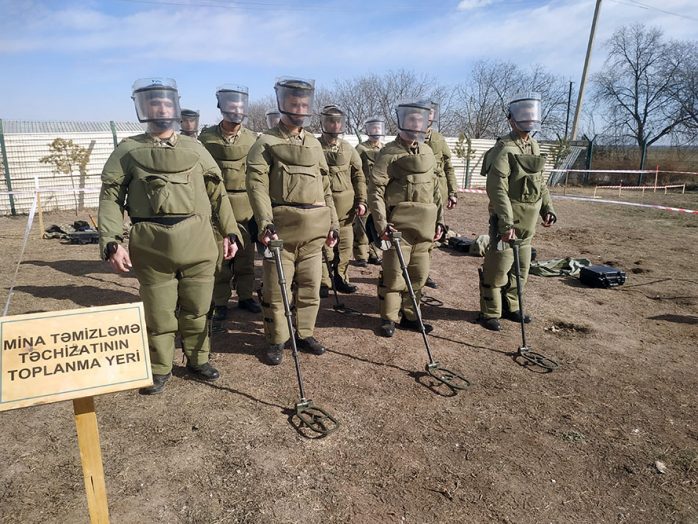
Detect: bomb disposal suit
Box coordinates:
(198, 85, 260, 313)
(424, 102, 458, 207)
(479, 94, 556, 321)
(368, 101, 444, 324)
(99, 79, 242, 384)
(246, 78, 339, 348)
(354, 116, 385, 264)
(318, 105, 367, 290)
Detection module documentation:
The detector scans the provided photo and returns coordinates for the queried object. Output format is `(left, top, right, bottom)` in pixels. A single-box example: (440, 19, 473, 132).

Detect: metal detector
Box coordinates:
(269, 239, 339, 436)
(511, 240, 559, 372)
(322, 248, 362, 316)
(391, 232, 470, 391)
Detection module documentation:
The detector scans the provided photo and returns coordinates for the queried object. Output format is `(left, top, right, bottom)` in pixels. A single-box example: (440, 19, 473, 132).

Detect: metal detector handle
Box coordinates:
(509, 240, 527, 348)
(390, 232, 436, 364)
(269, 239, 306, 401)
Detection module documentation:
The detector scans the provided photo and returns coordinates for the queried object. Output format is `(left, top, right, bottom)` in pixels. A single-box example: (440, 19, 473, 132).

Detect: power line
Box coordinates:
(607, 0, 698, 22)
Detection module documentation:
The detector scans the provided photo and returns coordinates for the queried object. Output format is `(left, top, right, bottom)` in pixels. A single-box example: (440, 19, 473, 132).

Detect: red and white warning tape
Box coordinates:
(553, 195, 697, 215)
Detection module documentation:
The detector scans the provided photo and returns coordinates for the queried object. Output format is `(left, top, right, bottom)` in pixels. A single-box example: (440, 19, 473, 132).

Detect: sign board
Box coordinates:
(1, 302, 151, 412)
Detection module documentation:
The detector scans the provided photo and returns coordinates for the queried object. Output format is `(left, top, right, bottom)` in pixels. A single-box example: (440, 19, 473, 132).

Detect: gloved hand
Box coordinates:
(355, 203, 367, 217)
(223, 234, 239, 260)
(542, 212, 557, 227)
(326, 229, 339, 248)
(447, 195, 457, 209)
(260, 224, 278, 246)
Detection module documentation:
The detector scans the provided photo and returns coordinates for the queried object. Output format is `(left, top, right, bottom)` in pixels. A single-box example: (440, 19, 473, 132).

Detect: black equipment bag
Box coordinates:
(579, 264, 626, 288)
(448, 236, 473, 252)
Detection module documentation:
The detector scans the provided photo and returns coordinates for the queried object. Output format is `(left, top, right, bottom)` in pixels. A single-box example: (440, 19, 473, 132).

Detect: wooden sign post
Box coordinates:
(1, 302, 152, 524)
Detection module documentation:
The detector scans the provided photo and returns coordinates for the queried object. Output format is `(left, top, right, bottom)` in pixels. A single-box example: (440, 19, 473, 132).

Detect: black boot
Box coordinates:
(504, 310, 532, 323)
(212, 305, 228, 321)
(354, 259, 368, 268)
(238, 298, 262, 313)
(478, 315, 502, 331)
(264, 343, 284, 365)
(380, 319, 395, 337)
(399, 317, 433, 334)
(186, 362, 220, 381)
(333, 274, 358, 294)
(319, 285, 330, 298)
(295, 336, 326, 355)
(139, 372, 171, 395)
(424, 276, 438, 289)
(368, 254, 382, 265)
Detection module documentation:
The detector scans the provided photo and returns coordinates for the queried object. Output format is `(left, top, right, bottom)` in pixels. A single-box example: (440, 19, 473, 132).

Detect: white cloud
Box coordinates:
(457, 0, 495, 11)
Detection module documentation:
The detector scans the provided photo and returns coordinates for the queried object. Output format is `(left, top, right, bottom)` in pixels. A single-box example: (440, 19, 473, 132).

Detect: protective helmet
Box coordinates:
(216, 84, 249, 124)
(395, 100, 431, 143)
(180, 109, 199, 137)
(264, 109, 281, 130)
(320, 104, 346, 137)
(131, 78, 181, 131)
(274, 76, 315, 128)
(508, 93, 541, 133)
(364, 116, 386, 140)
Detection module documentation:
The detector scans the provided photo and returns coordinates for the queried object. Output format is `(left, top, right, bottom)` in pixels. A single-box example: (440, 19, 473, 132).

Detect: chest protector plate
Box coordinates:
(268, 143, 325, 205)
(127, 146, 206, 217)
(384, 153, 436, 208)
(508, 153, 547, 204)
(204, 139, 253, 191)
(325, 146, 353, 194)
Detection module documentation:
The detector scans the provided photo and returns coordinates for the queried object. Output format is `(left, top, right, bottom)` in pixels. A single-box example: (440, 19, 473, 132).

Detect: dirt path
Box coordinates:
(0, 192, 696, 523)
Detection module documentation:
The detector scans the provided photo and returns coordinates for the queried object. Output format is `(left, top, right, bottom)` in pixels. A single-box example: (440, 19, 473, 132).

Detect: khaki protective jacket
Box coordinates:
(368, 138, 444, 243)
(320, 136, 367, 219)
(425, 129, 458, 197)
(484, 131, 555, 235)
(246, 124, 339, 234)
(98, 133, 240, 254)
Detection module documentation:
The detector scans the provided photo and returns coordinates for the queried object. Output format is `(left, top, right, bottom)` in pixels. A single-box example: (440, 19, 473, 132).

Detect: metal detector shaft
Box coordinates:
(391, 233, 435, 364)
(269, 240, 306, 400)
(511, 241, 528, 348)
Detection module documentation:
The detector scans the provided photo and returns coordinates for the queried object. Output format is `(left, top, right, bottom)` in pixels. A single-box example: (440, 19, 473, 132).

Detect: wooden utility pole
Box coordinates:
(570, 0, 603, 141)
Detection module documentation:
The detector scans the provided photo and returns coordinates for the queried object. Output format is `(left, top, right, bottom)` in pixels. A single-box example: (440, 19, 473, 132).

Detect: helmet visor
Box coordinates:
(396, 102, 430, 143)
(132, 86, 181, 126)
(364, 118, 385, 139)
(509, 96, 541, 132)
(320, 109, 346, 136)
(265, 110, 281, 130)
(275, 77, 315, 127)
(217, 85, 249, 124)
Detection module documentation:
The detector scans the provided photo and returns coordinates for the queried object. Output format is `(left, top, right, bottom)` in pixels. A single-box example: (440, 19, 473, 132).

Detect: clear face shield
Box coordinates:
(180, 110, 199, 136)
(508, 94, 542, 133)
(320, 105, 346, 138)
(275, 77, 315, 128)
(132, 78, 181, 132)
(265, 110, 281, 130)
(429, 102, 440, 128)
(396, 102, 430, 143)
(364, 117, 386, 141)
(216, 85, 249, 124)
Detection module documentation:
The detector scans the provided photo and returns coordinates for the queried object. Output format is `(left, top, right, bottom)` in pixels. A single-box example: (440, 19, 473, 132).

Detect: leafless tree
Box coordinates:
(246, 95, 277, 133)
(671, 41, 698, 141)
(592, 24, 693, 168)
(452, 60, 569, 140)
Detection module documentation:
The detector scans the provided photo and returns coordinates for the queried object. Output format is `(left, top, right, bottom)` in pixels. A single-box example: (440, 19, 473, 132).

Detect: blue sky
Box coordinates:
(1, 0, 696, 125)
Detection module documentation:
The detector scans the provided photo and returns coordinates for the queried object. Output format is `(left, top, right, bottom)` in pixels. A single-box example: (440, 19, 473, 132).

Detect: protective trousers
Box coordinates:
(378, 238, 430, 322)
(212, 219, 255, 305)
(129, 216, 218, 375)
(353, 216, 381, 261)
(321, 221, 353, 286)
(262, 206, 329, 344)
(479, 201, 540, 319)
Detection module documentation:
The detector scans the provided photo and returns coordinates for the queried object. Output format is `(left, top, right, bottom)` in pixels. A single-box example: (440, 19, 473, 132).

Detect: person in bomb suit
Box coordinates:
(264, 109, 281, 130)
(368, 100, 445, 338)
(353, 116, 386, 267)
(99, 78, 242, 394)
(423, 101, 458, 289)
(478, 93, 557, 331)
(180, 109, 200, 138)
(246, 77, 339, 365)
(198, 85, 262, 322)
(318, 105, 367, 296)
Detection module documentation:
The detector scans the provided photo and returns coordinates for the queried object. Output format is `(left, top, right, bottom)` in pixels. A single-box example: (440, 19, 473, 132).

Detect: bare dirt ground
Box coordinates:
(0, 190, 696, 524)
